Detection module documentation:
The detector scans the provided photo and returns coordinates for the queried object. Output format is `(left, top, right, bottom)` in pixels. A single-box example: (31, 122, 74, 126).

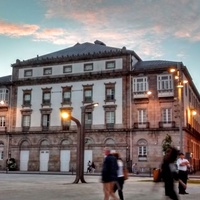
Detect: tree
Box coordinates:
(162, 134, 172, 153)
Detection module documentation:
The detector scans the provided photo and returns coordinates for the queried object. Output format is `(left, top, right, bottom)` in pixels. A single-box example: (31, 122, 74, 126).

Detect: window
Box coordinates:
(24, 69, 32, 77)
(106, 111, 115, 126)
(85, 112, 92, 129)
(42, 114, 50, 129)
(157, 75, 173, 91)
(105, 82, 116, 102)
(22, 115, 31, 127)
(63, 65, 72, 73)
(0, 88, 9, 102)
(104, 105, 116, 128)
(84, 89, 92, 102)
(106, 88, 115, 101)
(84, 63, 93, 71)
(162, 108, 172, 123)
(63, 91, 71, 103)
(138, 109, 147, 123)
(133, 77, 148, 93)
(138, 146, 147, 157)
(42, 91, 51, 105)
(137, 139, 148, 161)
(0, 116, 5, 127)
(62, 86, 72, 104)
(22, 89, 32, 106)
(43, 68, 52, 75)
(106, 61, 115, 69)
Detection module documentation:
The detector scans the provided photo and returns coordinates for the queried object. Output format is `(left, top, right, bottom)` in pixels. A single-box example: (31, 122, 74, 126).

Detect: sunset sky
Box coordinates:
(0, 0, 200, 91)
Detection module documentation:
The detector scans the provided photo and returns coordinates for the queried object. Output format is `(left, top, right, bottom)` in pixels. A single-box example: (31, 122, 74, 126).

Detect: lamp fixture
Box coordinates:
(192, 110, 197, 116)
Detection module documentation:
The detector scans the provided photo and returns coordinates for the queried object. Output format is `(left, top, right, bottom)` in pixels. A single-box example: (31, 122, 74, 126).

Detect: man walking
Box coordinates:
(101, 148, 119, 200)
(176, 152, 190, 195)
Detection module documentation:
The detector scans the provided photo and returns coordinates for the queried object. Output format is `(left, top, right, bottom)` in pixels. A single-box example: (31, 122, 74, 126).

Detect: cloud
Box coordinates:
(39, 0, 200, 59)
(1, 0, 200, 60)
(0, 20, 39, 37)
(34, 28, 65, 40)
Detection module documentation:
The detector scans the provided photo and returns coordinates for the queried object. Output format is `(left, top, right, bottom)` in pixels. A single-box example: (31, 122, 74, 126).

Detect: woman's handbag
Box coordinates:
(123, 167, 129, 180)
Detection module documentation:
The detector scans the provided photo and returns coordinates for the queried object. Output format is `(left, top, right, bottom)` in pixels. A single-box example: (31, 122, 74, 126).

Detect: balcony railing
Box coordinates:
(133, 122, 150, 129)
(158, 89, 174, 97)
(133, 92, 149, 99)
(106, 123, 115, 129)
(159, 121, 175, 128)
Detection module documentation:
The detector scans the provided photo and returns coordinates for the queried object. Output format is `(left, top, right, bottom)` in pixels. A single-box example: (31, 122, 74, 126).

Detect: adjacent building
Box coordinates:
(0, 40, 200, 172)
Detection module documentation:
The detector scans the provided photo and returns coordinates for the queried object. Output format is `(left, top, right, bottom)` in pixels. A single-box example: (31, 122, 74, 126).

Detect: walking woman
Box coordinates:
(113, 152, 125, 200)
(161, 147, 179, 200)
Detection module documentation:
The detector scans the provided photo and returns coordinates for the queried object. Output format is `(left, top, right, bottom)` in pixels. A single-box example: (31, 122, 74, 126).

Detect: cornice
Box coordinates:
(12, 70, 130, 86)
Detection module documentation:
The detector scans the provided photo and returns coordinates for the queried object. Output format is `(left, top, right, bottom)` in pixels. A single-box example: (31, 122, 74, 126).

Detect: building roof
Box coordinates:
(0, 75, 11, 83)
(13, 41, 141, 65)
(133, 60, 182, 70)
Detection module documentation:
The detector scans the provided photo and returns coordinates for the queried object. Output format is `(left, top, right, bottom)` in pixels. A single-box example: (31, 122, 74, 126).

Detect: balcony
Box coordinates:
(159, 121, 175, 128)
(138, 155, 147, 161)
(22, 126, 30, 132)
(106, 123, 115, 129)
(133, 92, 149, 99)
(133, 122, 150, 129)
(85, 124, 92, 130)
(158, 89, 174, 98)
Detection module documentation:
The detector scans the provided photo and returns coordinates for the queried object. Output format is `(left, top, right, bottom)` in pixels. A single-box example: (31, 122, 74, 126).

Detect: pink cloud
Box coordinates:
(0, 20, 39, 37)
(34, 28, 65, 39)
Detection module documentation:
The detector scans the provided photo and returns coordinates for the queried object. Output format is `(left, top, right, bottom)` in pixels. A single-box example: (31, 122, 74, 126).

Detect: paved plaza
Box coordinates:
(0, 173, 200, 200)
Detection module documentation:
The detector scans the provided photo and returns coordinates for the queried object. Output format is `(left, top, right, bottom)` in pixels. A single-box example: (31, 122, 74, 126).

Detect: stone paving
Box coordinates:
(0, 173, 200, 200)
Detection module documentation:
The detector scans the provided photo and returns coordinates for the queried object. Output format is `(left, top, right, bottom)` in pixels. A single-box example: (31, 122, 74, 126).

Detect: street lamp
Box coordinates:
(60, 111, 82, 183)
(78, 102, 98, 183)
(170, 67, 188, 152)
(60, 102, 98, 183)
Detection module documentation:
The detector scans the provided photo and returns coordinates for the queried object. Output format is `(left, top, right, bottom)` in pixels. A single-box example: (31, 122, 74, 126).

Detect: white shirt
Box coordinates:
(176, 158, 190, 171)
(117, 160, 124, 177)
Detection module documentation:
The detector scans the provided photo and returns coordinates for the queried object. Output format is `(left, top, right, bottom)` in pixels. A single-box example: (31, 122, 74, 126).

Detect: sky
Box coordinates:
(0, 0, 200, 91)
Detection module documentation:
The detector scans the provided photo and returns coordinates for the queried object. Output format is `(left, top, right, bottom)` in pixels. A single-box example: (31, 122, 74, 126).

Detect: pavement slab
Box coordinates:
(0, 174, 200, 200)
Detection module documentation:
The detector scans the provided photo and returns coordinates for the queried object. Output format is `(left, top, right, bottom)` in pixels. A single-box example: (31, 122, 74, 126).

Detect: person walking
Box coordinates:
(113, 152, 125, 200)
(91, 161, 96, 173)
(161, 146, 179, 200)
(87, 160, 92, 173)
(101, 148, 119, 200)
(176, 152, 190, 195)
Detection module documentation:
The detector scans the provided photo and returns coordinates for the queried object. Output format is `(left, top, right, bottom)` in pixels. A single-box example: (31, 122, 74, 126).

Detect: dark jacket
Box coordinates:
(161, 160, 179, 200)
(101, 154, 118, 183)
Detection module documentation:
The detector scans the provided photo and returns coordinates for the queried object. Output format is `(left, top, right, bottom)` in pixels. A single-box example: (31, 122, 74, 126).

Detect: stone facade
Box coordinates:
(0, 41, 200, 172)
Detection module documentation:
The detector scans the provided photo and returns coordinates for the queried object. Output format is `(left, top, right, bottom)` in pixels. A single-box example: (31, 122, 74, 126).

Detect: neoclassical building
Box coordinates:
(0, 40, 200, 172)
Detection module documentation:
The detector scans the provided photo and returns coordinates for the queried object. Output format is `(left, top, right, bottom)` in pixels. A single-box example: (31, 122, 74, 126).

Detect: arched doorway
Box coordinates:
(39, 139, 50, 171)
(60, 139, 71, 172)
(20, 140, 30, 171)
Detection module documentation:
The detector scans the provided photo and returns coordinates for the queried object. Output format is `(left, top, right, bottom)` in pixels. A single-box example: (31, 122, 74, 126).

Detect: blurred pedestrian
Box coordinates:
(161, 146, 179, 200)
(113, 152, 125, 200)
(91, 161, 96, 173)
(176, 152, 190, 195)
(101, 148, 119, 200)
(87, 160, 92, 173)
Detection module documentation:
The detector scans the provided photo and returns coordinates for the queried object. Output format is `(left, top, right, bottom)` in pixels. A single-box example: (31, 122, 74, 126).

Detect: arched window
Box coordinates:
(137, 139, 148, 161)
(105, 138, 115, 144)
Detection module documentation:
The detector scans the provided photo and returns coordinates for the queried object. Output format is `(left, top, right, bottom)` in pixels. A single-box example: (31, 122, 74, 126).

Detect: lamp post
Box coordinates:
(61, 102, 98, 183)
(170, 67, 188, 153)
(78, 103, 98, 183)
